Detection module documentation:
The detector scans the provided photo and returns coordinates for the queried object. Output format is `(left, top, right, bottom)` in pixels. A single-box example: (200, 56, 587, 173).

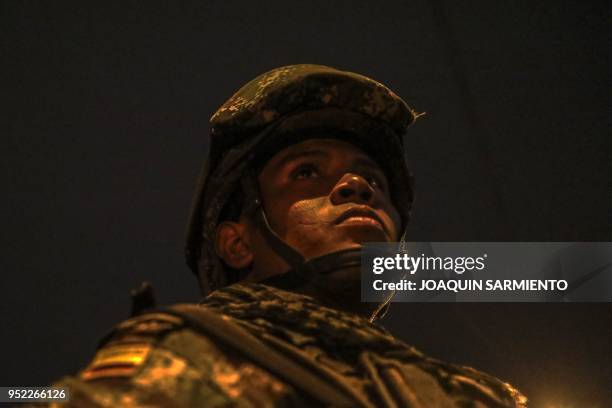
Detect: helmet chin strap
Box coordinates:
(368, 230, 409, 321)
(240, 172, 405, 322)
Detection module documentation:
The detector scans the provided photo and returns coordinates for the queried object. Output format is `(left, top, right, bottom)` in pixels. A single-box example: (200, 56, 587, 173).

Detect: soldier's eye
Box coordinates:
(292, 165, 319, 180)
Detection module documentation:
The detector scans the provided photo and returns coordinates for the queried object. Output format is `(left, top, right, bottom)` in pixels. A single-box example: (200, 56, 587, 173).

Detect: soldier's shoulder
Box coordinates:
(51, 305, 298, 407)
(408, 354, 528, 408)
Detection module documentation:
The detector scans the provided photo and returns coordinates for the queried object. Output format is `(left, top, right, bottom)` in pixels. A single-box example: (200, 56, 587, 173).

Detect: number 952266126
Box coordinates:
(2, 387, 69, 403)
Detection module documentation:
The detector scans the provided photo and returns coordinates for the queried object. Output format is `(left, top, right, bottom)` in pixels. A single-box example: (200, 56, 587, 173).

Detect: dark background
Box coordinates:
(2, 1, 611, 406)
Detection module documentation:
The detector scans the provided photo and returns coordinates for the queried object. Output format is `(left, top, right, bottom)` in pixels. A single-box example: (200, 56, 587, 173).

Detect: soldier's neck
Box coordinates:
(260, 265, 380, 319)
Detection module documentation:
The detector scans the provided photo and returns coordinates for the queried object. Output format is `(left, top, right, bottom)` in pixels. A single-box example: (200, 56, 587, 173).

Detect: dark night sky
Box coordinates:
(2, 1, 611, 407)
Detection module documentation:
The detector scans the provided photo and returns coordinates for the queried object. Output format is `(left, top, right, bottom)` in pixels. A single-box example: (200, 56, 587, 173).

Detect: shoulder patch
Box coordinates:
(81, 343, 152, 381)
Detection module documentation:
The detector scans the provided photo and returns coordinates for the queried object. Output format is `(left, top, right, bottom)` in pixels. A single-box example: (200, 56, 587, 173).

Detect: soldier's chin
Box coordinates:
(339, 227, 390, 244)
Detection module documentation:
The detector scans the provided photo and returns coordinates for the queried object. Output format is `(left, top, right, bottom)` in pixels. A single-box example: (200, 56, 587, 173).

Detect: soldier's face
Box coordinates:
(256, 138, 401, 261)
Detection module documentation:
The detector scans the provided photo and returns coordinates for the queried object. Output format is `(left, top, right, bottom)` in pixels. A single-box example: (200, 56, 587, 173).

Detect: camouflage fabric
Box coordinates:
(40, 309, 303, 407)
(210, 64, 417, 143)
(41, 283, 526, 407)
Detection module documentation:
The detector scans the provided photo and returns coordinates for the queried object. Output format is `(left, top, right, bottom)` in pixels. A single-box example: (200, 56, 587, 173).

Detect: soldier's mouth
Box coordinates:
(334, 207, 387, 234)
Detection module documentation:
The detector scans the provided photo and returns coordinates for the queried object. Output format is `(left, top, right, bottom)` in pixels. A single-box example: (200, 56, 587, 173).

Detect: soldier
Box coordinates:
(45, 65, 527, 407)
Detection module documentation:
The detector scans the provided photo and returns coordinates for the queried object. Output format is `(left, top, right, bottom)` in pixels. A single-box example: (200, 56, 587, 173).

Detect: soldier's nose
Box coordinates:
(330, 174, 376, 206)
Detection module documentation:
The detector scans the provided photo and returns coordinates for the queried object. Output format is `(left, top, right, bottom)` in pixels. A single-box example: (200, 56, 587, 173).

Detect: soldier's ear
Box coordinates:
(215, 221, 253, 269)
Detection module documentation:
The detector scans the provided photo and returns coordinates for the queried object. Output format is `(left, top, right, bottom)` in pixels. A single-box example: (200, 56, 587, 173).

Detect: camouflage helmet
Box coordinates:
(186, 64, 419, 295)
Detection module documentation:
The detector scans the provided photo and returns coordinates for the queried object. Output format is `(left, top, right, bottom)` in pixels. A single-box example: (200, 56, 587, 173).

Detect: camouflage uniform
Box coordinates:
(41, 65, 527, 407)
(46, 283, 526, 407)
